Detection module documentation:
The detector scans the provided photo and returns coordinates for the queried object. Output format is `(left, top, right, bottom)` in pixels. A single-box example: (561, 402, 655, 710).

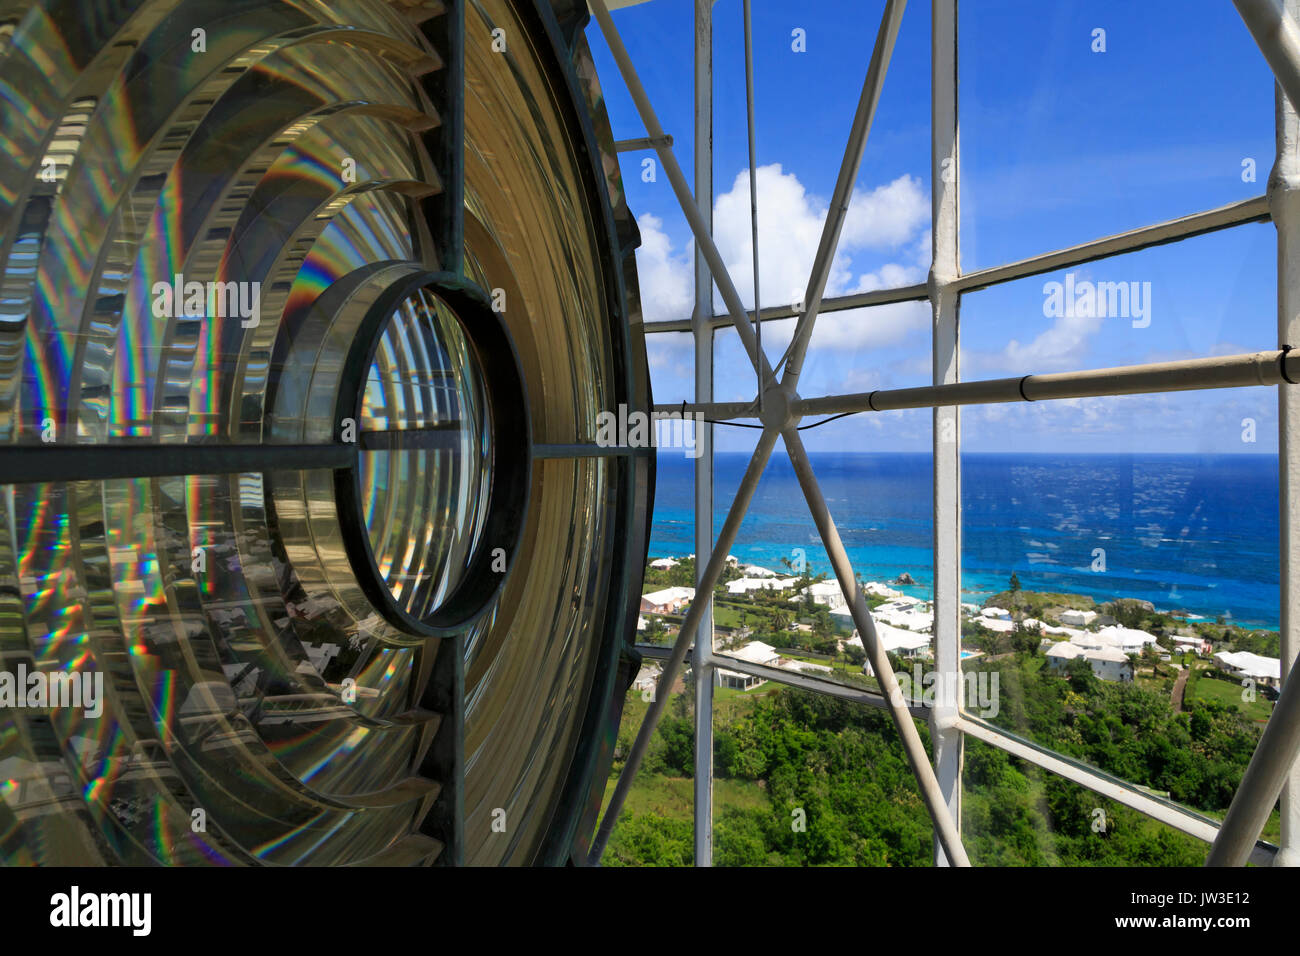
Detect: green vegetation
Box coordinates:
(1226, 628, 1282, 658)
(962, 738, 1207, 866)
(604, 688, 934, 866)
(984, 588, 1096, 618)
(962, 618, 1043, 657)
(1188, 670, 1273, 722)
(980, 653, 1262, 811)
(601, 664, 1261, 866)
(643, 558, 691, 589)
(622, 566, 1281, 866)
(604, 646, 1274, 866)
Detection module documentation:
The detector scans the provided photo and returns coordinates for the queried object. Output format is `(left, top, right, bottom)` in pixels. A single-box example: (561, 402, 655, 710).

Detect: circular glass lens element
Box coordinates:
(358, 287, 493, 623)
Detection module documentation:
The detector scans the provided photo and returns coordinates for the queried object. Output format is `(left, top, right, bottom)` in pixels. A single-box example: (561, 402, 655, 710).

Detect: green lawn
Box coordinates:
(775, 651, 882, 686)
(710, 602, 750, 630)
(1021, 654, 1046, 674)
(601, 772, 767, 820)
(1190, 675, 1274, 722)
(714, 682, 775, 705)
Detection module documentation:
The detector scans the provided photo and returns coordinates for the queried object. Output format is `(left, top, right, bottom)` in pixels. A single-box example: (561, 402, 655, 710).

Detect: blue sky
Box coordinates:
(588, 0, 1282, 454)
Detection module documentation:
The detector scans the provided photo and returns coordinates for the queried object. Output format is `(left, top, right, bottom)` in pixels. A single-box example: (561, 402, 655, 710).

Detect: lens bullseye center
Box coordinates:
(359, 287, 492, 622)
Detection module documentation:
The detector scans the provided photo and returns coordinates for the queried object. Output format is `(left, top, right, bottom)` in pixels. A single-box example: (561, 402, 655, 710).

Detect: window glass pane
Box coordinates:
(600, 677, 697, 866)
(960, 224, 1277, 383)
(642, 461, 696, 648)
(711, 0, 933, 321)
(711, 312, 935, 692)
(957, 389, 1280, 855)
(712, 691, 934, 865)
(589, 1, 698, 339)
(644, 331, 696, 406)
(962, 738, 1222, 866)
(959, 0, 1274, 270)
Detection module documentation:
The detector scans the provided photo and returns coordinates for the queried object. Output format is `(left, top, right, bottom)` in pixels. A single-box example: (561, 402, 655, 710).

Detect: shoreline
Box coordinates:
(644, 549, 1281, 633)
(650, 450, 1281, 630)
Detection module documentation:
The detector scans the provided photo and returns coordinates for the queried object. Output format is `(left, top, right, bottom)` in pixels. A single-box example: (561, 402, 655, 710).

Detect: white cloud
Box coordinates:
(1002, 309, 1104, 370)
(634, 165, 931, 359)
(762, 301, 930, 355)
(966, 308, 1103, 374)
(911, 228, 933, 270)
(634, 213, 696, 384)
(712, 164, 838, 310)
(853, 262, 923, 294)
(634, 212, 694, 324)
(960, 388, 1276, 452)
(645, 331, 694, 385)
(712, 166, 928, 312)
(841, 175, 930, 250)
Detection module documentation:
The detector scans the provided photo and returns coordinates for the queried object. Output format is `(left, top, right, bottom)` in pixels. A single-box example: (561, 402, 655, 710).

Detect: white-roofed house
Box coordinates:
(875, 600, 934, 633)
(632, 663, 661, 695)
(1075, 625, 1158, 656)
(1215, 651, 1281, 687)
(793, 579, 849, 612)
(1047, 640, 1133, 682)
(1060, 609, 1098, 627)
(780, 658, 832, 675)
(716, 640, 781, 690)
(875, 598, 922, 614)
(854, 622, 932, 676)
(980, 607, 1011, 621)
(726, 576, 800, 596)
(728, 640, 781, 664)
(977, 616, 1017, 633)
(1037, 622, 1086, 639)
(640, 586, 695, 614)
(865, 582, 905, 600)
(1170, 634, 1211, 656)
(743, 564, 777, 578)
(1083, 645, 1133, 682)
(1045, 641, 1085, 670)
(648, 557, 680, 570)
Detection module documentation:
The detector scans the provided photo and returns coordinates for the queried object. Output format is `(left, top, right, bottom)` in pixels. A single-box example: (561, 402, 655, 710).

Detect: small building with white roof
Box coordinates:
(1046, 640, 1133, 682)
(875, 600, 934, 633)
(1171, 634, 1211, 656)
(641, 586, 695, 614)
(716, 641, 781, 690)
(1215, 651, 1281, 687)
(793, 579, 848, 612)
(1060, 609, 1098, 627)
(866, 582, 905, 600)
(726, 576, 800, 595)
(852, 622, 932, 675)
(1073, 625, 1158, 656)
(632, 663, 661, 695)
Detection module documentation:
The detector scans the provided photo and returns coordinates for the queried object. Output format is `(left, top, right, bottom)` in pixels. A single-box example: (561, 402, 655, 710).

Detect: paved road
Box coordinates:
(1171, 667, 1190, 712)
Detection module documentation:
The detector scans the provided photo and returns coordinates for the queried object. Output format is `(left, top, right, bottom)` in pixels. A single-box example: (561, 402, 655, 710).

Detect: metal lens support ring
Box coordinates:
(333, 270, 530, 637)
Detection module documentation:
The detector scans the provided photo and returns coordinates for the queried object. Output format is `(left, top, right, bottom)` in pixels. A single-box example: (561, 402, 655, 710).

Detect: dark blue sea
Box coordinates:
(649, 452, 1282, 629)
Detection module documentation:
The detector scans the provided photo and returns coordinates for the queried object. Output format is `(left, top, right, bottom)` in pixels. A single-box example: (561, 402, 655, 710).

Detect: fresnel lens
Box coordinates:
(0, 0, 650, 866)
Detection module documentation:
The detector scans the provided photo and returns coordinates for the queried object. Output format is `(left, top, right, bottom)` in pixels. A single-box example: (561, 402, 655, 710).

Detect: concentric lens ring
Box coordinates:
(333, 271, 530, 637)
